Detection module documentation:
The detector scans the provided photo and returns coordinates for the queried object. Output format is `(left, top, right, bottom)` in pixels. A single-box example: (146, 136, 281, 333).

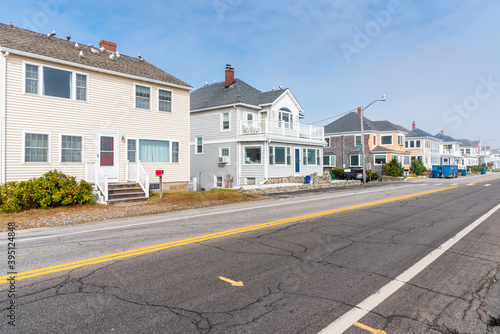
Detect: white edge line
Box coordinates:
(318, 202, 500, 334)
(1, 184, 424, 244)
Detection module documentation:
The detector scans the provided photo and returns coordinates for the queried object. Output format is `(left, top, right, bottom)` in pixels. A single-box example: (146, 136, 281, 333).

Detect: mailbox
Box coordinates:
(155, 170, 164, 176)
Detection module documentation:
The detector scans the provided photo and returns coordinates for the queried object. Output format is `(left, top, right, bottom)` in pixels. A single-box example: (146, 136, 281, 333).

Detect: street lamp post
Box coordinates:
(359, 95, 386, 184)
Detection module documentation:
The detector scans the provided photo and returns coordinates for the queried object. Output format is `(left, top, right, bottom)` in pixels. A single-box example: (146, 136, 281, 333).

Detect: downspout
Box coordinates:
(260, 139, 271, 185)
(1, 49, 9, 184)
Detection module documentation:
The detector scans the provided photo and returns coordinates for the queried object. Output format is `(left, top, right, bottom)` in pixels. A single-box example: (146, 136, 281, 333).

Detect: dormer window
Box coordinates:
(278, 108, 293, 128)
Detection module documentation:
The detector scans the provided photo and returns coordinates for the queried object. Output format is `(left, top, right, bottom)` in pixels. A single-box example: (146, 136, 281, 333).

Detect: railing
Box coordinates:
(85, 161, 108, 203)
(137, 161, 149, 198)
(239, 120, 323, 140)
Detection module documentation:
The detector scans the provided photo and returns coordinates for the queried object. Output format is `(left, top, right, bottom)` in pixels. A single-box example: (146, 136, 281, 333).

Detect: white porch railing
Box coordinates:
(85, 161, 108, 203)
(239, 120, 323, 140)
(126, 160, 149, 198)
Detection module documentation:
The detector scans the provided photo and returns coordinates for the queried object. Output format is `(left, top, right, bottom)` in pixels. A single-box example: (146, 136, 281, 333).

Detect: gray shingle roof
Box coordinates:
(407, 128, 438, 138)
(190, 79, 288, 111)
(371, 146, 408, 154)
(457, 139, 479, 147)
(324, 112, 409, 134)
(0, 23, 190, 88)
(434, 133, 458, 142)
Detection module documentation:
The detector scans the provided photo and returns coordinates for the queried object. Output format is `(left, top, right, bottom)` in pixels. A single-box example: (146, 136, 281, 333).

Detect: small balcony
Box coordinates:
(239, 119, 324, 141)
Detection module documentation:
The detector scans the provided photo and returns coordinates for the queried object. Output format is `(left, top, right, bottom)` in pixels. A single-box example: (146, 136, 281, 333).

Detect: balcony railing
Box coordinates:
(239, 119, 324, 140)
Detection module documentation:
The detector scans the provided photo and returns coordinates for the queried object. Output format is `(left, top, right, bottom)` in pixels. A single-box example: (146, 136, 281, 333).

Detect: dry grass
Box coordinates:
(0, 189, 262, 231)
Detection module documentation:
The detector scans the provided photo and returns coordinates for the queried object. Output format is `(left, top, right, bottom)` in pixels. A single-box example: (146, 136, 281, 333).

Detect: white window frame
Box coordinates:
(381, 135, 393, 146)
(219, 147, 230, 165)
(398, 135, 404, 145)
(60, 134, 84, 163)
(157, 87, 173, 113)
(127, 138, 138, 162)
(355, 135, 362, 147)
(171, 141, 180, 163)
(374, 154, 387, 165)
(244, 145, 262, 165)
(23, 61, 89, 102)
(323, 155, 336, 167)
(350, 154, 363, 167)
(195, 137, 203, 155)
(134, 83, 152, 110)
(23, 131, 51, 163)
(215, 175, 224, 188)
(221, 111, 231, 131)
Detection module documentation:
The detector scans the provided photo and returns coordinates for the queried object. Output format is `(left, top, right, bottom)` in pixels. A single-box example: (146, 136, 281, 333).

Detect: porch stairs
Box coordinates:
(107, 182, 149, 205)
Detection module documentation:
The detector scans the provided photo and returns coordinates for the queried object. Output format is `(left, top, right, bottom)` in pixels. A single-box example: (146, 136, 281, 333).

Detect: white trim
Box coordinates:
(380, 134, 393, 146)
(243, 145, 263, 165)
(171, 140, 180, 163)
(134, 83, 152, 111)
(1, 51, 8, 183)
(374, 153, 387, 165)
(59, 133, 84, 163)
(126, 138, 138, 163)
(194, 136, 203, 155)
(22, 60, 89, 102)
(220, 111, 231, 132)
(214, 174, 224, 188)
(23, 131, 51, 164)
(219, 147, 230, 165)
(0, 47, 191, 91)
(191, 102, 261, 113)
(157, 87, 173, 113)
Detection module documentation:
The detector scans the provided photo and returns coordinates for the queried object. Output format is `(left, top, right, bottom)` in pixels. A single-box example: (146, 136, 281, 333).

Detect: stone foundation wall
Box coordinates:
(265, 172, 331, 184)
(241, 179, 361, 194)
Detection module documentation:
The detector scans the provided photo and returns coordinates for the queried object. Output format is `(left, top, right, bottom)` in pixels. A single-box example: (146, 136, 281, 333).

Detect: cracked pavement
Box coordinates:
(1, 176, 500, 333)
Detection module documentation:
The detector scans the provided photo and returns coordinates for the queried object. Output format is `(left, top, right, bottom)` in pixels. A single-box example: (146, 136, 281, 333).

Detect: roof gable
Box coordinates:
(324, 112, 409, 134)
(190, 79, 292, 111)
(0, 23, 190, 88)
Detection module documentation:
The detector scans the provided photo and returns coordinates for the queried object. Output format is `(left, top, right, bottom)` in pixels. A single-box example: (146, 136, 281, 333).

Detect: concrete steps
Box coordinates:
(107, 183, 149, 204)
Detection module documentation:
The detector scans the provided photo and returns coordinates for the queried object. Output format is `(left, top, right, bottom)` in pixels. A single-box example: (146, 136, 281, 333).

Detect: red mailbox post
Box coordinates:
(156, 170, 164, 198)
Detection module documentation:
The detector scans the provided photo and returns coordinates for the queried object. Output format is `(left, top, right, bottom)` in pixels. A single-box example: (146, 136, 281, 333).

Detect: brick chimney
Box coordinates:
(412, 121, 416, 130)
(441, 130, 444, 134)
(357, 107, 362, 115)
(99, 40, 116, 52)
(225, 64, 234, 88)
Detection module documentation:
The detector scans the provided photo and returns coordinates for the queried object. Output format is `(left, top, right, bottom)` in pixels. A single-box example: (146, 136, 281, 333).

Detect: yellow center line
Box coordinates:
(0, 186, 459, 285)
(468, 176, 500, 184)
(354, 322, 388, 334)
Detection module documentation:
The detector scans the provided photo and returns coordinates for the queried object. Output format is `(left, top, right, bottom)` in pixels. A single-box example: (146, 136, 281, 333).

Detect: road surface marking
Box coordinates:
(0, 184, 425, 245)
(466, 184, 474, 186)
(218, 276, 244, 286)
(353, 322, 387, 334)
(484, 184, 491, 187)
(0, 186, 459, 285)
(317, 202, 500, 334)
(451, 183, 459, 186)
(468, 176, 500, 184)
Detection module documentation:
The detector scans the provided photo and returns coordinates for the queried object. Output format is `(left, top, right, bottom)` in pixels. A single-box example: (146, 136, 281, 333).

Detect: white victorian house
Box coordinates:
(190, 65, 325, 190)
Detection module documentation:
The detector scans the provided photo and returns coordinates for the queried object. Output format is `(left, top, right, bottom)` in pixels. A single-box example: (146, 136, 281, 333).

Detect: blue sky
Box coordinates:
(2, 0, 499, 147)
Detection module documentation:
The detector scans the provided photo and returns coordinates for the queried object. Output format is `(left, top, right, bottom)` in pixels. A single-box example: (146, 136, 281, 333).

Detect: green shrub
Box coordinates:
(384, 157, 404, 177)
(0, 170, 94, 212)
(410, 159, 426, 176)
(330, 168, 345, 179)
(369, 170, 379, 180)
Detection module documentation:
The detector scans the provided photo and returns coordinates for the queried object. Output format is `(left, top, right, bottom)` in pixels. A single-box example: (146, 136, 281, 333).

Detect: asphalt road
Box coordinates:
(1, 174, 499, 333)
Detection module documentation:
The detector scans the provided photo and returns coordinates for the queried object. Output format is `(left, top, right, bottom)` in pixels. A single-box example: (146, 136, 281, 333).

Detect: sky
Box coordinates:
(1, 0, 499, 148)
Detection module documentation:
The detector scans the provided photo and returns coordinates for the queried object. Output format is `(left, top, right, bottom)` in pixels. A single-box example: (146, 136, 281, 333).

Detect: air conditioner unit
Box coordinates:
(218, 156, 229, 163)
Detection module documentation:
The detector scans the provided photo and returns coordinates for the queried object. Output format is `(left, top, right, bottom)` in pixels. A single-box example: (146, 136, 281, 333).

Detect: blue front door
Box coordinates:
(295, 149, 300, 173)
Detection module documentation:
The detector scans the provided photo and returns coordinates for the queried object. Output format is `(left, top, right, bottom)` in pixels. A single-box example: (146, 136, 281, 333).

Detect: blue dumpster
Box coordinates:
(432, 165, 442, 178)
(481, 168, 486, 174)
(442, 165, 458, 178)
(304, 175, 311, 184)
(462, 169, 466, 176)
(432, 170, 439, 178)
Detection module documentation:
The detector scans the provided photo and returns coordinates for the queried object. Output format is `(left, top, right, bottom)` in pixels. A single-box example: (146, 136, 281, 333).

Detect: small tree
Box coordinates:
(410, 159, 426, 176)
(384, 157, 404, 177)
(330, 168, 345, 179)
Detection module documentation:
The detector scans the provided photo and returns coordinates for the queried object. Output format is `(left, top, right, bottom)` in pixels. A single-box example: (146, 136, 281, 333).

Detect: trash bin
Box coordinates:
(330, 173, 335, 180)
(432, 170, 439, 178)
(462, 169, 466, 176)
(304, 175, 311, 184)
(481, 168, 486, 174)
